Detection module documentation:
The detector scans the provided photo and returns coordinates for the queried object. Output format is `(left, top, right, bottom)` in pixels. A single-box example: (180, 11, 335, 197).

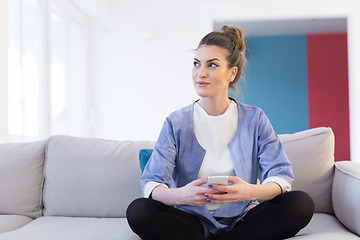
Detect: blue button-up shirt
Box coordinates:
(141, 100, 294, 235)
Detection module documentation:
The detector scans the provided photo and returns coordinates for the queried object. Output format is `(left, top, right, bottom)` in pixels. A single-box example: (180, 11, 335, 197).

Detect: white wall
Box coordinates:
(88, 0, 360, 162)
(0, 0, 8, 143)
(88, 0, 212, 141)
(347, 7, 360, 163)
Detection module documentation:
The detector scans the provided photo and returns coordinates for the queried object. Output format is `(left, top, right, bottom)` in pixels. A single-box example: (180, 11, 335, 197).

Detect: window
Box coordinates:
(8, 0, 88, 142)
(8, 0, 40, 141)
(50, 3, 88, 136)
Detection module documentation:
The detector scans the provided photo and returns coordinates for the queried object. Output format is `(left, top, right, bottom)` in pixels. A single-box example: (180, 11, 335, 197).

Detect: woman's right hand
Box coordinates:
(177, 178, 213, 206)
(151, 178, 213, 206)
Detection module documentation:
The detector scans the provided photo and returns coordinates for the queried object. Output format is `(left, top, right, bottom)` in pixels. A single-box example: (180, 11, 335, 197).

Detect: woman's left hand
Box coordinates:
(205, 176, 254, 203)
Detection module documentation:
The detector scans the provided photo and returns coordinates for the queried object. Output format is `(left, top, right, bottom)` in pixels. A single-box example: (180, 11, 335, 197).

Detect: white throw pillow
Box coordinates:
(43, 136, 154, 218)
(0, 140, 46, 218)
(279, 127, 335, 214)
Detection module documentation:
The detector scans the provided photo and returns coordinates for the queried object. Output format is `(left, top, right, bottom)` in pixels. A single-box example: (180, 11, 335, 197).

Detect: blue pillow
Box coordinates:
(139, 149, 153, 173)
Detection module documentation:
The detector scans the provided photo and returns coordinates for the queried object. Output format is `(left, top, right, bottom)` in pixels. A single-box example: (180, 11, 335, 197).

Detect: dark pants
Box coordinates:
(126, 191, 315, 240)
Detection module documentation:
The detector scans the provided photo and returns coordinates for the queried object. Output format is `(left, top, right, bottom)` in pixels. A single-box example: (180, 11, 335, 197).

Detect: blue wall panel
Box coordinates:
(231, 35, 308, 134)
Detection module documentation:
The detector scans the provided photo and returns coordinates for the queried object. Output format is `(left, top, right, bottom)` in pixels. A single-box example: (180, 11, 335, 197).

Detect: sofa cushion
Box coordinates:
(43, 136, 154, 218)
(0, 215, 33, 234)
(279, 127, 335, 214)
(332, 161, 360, 236)
(0, 216, 140, 240)
(295, 213, 360, 239)
(0, 140, 46, 218)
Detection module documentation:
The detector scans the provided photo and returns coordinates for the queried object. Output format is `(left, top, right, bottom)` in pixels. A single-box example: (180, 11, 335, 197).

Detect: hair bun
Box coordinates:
(221, 25, 245, 52)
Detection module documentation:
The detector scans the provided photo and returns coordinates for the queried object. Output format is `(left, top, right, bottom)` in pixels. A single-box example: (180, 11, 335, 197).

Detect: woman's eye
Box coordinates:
(209, 63, 218, 68)
(193, 61, 200, 67)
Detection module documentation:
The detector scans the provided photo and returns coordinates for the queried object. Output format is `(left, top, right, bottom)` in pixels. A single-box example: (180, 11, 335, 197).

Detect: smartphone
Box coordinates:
(207, 176, 228, 187)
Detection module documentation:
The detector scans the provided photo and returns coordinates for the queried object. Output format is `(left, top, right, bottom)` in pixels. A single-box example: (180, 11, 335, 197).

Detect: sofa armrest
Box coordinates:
(332, 161, 360, 236)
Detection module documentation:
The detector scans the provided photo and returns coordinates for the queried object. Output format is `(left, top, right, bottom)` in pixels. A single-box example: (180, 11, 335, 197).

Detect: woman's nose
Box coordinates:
(199, 66, 207, 78)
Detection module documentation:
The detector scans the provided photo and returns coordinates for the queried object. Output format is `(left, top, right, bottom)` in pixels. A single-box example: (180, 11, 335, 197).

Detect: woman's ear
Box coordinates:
(229, 67, 238, 82)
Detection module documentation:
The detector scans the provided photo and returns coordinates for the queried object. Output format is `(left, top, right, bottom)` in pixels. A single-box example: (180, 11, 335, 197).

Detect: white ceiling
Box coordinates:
(214, 18, 347, 36)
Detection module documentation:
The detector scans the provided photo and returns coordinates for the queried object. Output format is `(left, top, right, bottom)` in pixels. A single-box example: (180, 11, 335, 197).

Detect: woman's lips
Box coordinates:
(196, 81, 209, 87)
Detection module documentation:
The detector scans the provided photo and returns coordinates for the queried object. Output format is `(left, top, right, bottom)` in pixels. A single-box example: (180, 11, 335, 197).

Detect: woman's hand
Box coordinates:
(151, 178, 213, 206)
(177, 178, 213, 206)
(205, 176, 282, 204)
(205, 176, 253, 203)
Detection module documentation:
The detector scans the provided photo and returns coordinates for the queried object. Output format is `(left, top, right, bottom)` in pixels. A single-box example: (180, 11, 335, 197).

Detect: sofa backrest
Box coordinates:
(0, 140, 46, 218)
(279, 127, 335, 214)
(0, 127, 335, 219)
(43, 135, 154, 218)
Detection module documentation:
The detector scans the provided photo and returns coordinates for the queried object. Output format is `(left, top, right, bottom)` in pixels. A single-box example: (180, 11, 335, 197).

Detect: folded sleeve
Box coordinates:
(262, 176, 291, 193)
(143, 181, 169, 198)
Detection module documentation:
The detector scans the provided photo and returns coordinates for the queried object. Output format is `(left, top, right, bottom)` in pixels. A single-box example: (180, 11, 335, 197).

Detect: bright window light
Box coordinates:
(8, 0, 88, 142)
(8, 0, 40, 141)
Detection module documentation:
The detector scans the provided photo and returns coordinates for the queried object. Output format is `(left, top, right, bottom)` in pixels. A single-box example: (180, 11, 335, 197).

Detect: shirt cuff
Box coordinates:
(143, 181, 169, 198)
(262, 176, 291, 193)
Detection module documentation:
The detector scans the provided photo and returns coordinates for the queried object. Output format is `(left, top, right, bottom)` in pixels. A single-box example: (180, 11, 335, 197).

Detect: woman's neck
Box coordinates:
(197, 96, 232, 116)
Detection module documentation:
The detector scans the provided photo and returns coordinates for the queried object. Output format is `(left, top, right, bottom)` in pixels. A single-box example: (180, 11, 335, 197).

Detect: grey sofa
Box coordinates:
(0, 127, 359, 239)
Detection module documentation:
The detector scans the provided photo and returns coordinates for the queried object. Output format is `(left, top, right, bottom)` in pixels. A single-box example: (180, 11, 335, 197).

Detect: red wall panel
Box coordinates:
(307, 33, 350, 161)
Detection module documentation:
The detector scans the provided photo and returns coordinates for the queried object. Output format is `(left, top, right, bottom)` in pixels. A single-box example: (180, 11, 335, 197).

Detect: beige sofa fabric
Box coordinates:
(332, 161, 360, 236)
(0, 141, 46, 218)
(1, 214, 358, 240)
(1, 128, 359, 239)
(296, 213, 360, 239)
(0, 215, 33, 234)
(279, 127, 335, 214)
(0, 216, 139, 240)
(43, 136, 154, 218)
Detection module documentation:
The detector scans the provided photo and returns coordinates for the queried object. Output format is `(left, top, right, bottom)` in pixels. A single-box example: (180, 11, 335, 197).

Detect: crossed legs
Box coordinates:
(126, 191, 314, 240)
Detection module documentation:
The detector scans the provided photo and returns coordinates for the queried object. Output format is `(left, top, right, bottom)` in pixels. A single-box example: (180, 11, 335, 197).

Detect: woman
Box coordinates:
(127, 25, 314, 240)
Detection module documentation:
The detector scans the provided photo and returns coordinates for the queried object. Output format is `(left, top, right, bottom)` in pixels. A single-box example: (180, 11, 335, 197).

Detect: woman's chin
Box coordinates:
(194, 89, 210, 98)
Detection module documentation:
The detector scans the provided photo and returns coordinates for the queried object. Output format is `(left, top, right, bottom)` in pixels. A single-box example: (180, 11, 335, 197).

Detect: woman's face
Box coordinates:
(192, 45, 237, 99)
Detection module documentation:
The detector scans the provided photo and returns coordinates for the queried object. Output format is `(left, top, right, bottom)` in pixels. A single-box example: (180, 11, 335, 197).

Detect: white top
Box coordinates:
(194, 101, 237, 179)
(194, 101, 237, 213)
